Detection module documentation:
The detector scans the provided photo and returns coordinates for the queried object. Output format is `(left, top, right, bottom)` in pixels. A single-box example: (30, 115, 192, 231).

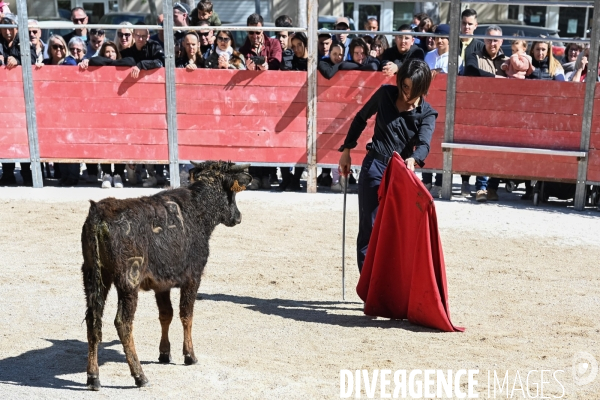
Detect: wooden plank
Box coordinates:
(452, 151, 578, 180)
(457, 76, 585, 98)
(0, 66, 26, 82)
(178, 129, 306, 147)
(2, 81, 25, 98)
(587, 150, 600, 166)
(318, 71, 396, 88)
(0, 114, 28, 130)
(176, 85, 307, 103)
(454, 125, 581, 149)
(177, 114, 306, 133)
(317, 85, 385, 103)
(38, 143, 168, 161)
(457, 92, 585, 115)
(175, 69, 308, 87)
(32, 66, 166, 83)
(33, 81, 166, 99)
(455, 108, 581, 132)
(37, 129, 168, 145)
(37, 113, 167, 130)
(0, 129, 29, 144)
(0, 102, 26, 113)
(590, 133, 600, 149)
(177, 100, 306, 118)
(35, 97, 166, 114)
(179, 146, 306, 164)
(0, 144, 29, 159)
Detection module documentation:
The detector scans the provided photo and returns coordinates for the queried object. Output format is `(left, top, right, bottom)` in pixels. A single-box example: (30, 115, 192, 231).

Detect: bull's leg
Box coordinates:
(180, 279, 201, 365)
(114, 289, 148, 387)
(83, 268, 112, 391)
(155, 290, 173, 363)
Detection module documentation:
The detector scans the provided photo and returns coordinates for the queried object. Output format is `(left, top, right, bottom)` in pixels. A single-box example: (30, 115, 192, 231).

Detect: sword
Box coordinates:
(342, 175, 347, 301)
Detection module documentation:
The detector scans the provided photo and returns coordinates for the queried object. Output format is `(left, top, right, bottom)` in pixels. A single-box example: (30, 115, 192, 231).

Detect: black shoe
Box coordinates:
(0, 174, 17, 185)
(60, 178, 79, 187)
(276, 178, 290, 191)
(348, 174, 357, 185)
(286, 181, 302, 192)
(319, 174, 332, 187)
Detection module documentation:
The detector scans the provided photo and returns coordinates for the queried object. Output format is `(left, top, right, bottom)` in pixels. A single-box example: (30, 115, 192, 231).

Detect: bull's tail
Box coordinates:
(82, 201, 110, 343)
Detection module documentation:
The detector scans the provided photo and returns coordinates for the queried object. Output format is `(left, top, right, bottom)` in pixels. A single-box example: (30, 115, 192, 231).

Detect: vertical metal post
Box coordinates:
(441, 0, 461, 200)
(574, 0, 600, 210)
(163, 0, 180, 188)
(16, 0, 43, 188)
(306, 0, 318, 193)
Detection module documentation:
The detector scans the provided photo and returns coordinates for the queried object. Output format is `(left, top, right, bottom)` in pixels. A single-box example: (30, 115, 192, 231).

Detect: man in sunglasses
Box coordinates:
(84, 28, 105, 59)
(239, 13, 282, 71)
(120, 22, 165, 79)
(28, 19, 45, 65)
(62, 7, 90, 46)
(197, 20, 214, 56)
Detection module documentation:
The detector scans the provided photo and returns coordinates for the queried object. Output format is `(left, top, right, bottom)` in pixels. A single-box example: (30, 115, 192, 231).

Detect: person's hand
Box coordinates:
(501, 63, 508, 71)
(257, 61, 268, 71)
(78, 59, 89, 70)
(131, 66, 141, 78)
(405, 157, 416, 172)
(246, 58, 256, 70)
(185, 62, 197, 71)
(580, 56, 588, 70)
(34, 62, 44, 69)
(6, 56, 18, 69)
(382, 61, 398, 77)
(369, 49, 377, 58)
(339, 149, 351, 177)
(431, 68, 440, 79)
(218, 55, 228, 69)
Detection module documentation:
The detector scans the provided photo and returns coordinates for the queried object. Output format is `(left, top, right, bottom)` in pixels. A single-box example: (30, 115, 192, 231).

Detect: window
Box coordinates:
(344, 2, 355, 21)
(508, 5, 519, 21)
(393, 2, 415, 30)
(524, 6, 546, 27)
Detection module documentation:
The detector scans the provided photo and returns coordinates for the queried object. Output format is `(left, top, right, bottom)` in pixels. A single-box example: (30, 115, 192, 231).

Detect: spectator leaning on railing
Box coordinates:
(84, 28, 105, 60)
(120, 22, 165, 79)
(240, 13, 282, 71)
(276, 21, 294, 70)
(0, 13, 36, 68)
(42, 35, 70, 65)
(318, 28, 333, 59)
(527, 38, 565, 81)
(339, 37, 380, 72)
(318, 42, 345, 79)
(381, 24, 425, 77)
(114, 22, 134, 53)
(204, 30, 246, 69)
(175, 31, 205, 70)
(28, 20, 45, 66)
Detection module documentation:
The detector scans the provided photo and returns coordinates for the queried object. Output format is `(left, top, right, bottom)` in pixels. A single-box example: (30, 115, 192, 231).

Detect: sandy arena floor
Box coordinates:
(0, 182, 598, 399)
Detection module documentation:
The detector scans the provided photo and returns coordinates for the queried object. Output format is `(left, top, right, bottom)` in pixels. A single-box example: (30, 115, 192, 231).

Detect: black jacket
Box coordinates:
(280, 48, 294, 70)
(0, 36, 36, 66)
(459, 38, 484, 74)
(340, 85, 438, 167)
(62, 31, 89, 47)
(120, 39, 165, 70)
(318, 57, 342, 79)
(175, 56, 204, 69)
(89, 56, 137, 67)
(339, 56, 380, 72)
(379, 44, 425, 71)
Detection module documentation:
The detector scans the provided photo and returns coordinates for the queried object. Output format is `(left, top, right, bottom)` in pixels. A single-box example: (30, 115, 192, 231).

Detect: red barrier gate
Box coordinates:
(176, 69, 307, 164)
(316, 71, 447, 171)
(32, 66, 169, 162)
(0, 67, 29, 160)
(451, 77, 584, 181)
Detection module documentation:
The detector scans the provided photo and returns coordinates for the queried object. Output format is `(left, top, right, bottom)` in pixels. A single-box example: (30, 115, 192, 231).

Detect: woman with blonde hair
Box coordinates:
(42, 35, 73, 65)
(114, 21, 134, 52)
(526, 39, 565, 81)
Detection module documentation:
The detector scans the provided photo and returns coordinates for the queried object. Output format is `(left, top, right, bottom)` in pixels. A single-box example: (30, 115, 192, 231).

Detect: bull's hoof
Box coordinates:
(158, 352, 172, 364)
(86, 374, 101, 391)
(134, 374, 149, 388)
(184, 354, 198, 365)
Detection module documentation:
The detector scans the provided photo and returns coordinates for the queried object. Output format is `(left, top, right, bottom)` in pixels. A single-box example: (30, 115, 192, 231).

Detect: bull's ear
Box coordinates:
(228, 172, 252, 192)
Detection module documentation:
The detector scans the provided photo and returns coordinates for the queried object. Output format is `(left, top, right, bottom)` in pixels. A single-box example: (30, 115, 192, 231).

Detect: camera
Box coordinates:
(250, 55, 266, 66)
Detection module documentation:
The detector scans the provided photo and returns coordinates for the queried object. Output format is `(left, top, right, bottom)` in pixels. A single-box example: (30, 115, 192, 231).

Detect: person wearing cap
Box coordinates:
(318, 28, 333, 59)
(380, 24, 425, 77)
(276, 20, 294, 70)
(62, 7, 90, 46)
(332, 17, 352, 61)
(172, 2, 191, 47)
(120, 22, 165, 78)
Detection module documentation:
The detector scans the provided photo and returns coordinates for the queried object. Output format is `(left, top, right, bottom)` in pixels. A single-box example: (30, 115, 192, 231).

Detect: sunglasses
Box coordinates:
(117, 32, 131, 38)
(217, 36, 230, 42)
(69, 47, 83, 53)
(90, 29, 105, 36)
(249, 31, 262, 36)
(51, 44, 65, 51)
(198, 32, 210, 37)
(72, 17, 87, 24)
(29, 30, 39, 35)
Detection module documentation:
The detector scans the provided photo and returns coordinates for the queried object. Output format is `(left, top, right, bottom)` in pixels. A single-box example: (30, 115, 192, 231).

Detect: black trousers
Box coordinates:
(356, 155, 387, 273)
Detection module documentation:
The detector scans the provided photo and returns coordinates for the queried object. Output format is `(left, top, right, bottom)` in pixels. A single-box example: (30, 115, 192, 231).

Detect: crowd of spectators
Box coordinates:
(0, 3, 593, 198)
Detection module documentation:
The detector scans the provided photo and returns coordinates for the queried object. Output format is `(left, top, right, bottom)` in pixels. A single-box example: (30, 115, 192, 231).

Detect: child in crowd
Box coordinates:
(501, 38, 534, 79)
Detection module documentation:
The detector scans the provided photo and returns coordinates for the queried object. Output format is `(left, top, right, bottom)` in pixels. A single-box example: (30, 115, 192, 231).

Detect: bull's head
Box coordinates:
(188, 161, 252, 227)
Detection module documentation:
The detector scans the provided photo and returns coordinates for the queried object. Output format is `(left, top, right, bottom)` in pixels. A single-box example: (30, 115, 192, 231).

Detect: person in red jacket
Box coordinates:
(238, 13, 282, 71)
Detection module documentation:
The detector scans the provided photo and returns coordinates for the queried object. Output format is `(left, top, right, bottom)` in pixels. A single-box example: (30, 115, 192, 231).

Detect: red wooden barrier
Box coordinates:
(32, 66, 169, 162)
(0, 67, 30, 160)
(587, 83, 600, 183)
(176, 69, 307, 164)
(452, 77, 584, 181)
(316, 71, 447, 170)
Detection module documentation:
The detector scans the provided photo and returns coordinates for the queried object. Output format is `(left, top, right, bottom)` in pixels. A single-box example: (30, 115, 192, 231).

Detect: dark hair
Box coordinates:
(71, 7, 86, 16)
(373, 35, 389, 52)
(292, 31, 307, 48)
(397, 24, 413, 32)
(275, 15, 293, 27)
(349, 37, 369, 63)
(362, 35, 373, 46)
(461, 8, 478, 19)
(416, 17, 433, 32)
(564, 40, 584, 56)
(413, 13, 429, 22)
(198, 0, 213, 13)
(99, 41, 121, 59)
(277, 21, 293, 31)
(247, 13, 264, 26)
(330, 43, 345, 54)
(396, 59, 432, 100)
(216, 30, 237, 49)
(214, 30, 244, 68)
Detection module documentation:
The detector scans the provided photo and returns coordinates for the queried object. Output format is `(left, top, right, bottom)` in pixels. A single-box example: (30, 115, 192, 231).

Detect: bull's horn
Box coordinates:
(229, 163, 251, 172)
(191, 161, 203, 167)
